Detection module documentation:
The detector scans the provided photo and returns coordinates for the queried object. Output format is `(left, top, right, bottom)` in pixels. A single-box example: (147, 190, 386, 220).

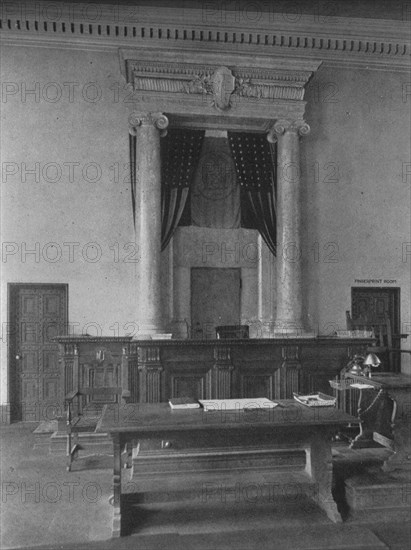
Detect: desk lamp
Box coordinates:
(363, 352, 381, 378)
(347, 355, 364, 375)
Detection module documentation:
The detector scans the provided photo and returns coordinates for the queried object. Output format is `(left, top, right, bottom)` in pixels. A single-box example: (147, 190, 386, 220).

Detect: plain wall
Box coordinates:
(301, 65, 410, 371)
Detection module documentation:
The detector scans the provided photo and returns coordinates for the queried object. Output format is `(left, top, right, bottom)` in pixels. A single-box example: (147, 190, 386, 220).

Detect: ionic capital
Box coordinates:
(268, 119, 310, 142)
(128, 112, 169, 136)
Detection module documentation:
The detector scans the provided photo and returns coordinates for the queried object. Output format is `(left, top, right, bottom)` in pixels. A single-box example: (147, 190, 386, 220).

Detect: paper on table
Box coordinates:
(199, 398, 278, 412)
(349, 383, 375, 389)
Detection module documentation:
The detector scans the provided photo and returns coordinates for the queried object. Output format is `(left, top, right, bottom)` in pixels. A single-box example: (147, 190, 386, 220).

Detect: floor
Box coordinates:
(1, 423, 410, 550)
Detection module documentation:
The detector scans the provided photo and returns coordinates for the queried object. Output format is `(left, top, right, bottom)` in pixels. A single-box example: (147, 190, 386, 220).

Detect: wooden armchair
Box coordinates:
(346, 311, 410, 372)
(65, 386, 130, 471)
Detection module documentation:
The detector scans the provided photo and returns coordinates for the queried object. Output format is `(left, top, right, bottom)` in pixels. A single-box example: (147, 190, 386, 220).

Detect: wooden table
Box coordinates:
(101, 401, 358, 537)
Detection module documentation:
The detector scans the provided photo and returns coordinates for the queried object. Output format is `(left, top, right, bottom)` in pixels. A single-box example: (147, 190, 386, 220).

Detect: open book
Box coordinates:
(169, 397, 200, 409)
(199, 398, 278, 412)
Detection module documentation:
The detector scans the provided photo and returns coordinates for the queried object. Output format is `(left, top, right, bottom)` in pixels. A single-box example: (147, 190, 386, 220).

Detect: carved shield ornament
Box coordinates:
(212, 66, 235, 110)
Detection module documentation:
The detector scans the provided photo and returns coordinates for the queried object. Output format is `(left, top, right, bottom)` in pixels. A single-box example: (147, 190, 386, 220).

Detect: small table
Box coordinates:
(101, 401, 358, 537)
(345, 372, 411, 472)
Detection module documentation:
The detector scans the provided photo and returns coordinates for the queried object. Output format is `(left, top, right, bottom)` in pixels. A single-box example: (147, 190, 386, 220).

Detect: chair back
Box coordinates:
(216, 325, 249, 339)
(346, 311, 392, 349)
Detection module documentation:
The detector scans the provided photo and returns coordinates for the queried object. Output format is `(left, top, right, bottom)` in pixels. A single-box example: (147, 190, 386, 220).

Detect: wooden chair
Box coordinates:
(346, 310, 393, 370)
(65, 386, 129, 471)
(215, 325, 249, 339)
(345, 311, 410, 372)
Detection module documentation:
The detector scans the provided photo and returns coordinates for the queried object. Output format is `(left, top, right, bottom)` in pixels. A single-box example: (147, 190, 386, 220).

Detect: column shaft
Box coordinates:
(272, 119, 310, 335)
(130, 112, 168, 337)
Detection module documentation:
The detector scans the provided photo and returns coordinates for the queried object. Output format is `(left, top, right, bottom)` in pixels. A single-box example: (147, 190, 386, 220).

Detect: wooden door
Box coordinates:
(191, 268, 241, 339)
(351, 287, 400, 371)
(8, 284, 68, 421)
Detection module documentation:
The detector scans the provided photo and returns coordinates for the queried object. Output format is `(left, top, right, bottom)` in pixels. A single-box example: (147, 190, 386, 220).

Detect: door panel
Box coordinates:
(351, 287, 400, 371)
(191, 268, 241, 339)
(9, 284, 68, 421)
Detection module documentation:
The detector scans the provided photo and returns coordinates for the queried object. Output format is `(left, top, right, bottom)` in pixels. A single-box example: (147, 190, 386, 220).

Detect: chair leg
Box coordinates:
(67, 429, 79, 471)
(67, 428, 72, 472)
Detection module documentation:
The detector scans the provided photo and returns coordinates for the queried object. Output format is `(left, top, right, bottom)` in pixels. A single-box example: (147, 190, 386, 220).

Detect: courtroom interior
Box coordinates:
(1, 1, 410, 549)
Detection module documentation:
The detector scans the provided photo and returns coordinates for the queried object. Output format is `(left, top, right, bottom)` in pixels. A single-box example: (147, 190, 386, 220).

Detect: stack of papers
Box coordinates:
(293, 393, 336, 407)
(349, 383, 375, 390)
(199, 398, 278, 412)
(169, 397, 200, 409)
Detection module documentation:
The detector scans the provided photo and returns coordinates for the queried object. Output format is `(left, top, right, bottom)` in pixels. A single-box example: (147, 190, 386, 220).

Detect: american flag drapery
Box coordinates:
(228, 132, 277, 256)
(161, 129, 204, 250)
(129, 128, 204, 251)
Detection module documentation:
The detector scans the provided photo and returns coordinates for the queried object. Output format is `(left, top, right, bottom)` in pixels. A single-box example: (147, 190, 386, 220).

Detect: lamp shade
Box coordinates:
(363, 353, 381, 367)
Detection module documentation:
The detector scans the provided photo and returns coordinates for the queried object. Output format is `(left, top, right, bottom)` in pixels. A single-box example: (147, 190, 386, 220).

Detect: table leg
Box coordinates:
(306, 431, 342, 523)
(382, 390, 411, 472)
(350, 389, 377, 448)
(112, 433, 122, 537)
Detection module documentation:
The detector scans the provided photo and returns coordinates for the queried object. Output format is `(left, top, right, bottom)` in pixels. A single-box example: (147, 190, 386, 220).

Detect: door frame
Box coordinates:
(351, 286, 401, 371)
(351, 286, 400, 333)
(7, 283, 69, 422)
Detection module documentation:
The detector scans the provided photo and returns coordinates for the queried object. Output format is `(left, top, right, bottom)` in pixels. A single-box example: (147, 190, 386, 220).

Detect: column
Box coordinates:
(269, 119, 310, 336)
(129, 112, 169, 337)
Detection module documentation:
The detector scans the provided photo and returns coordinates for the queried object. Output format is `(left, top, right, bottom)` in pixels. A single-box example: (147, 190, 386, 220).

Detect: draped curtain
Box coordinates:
(228, 133, 277, 256)
(129, 129, 204, 251)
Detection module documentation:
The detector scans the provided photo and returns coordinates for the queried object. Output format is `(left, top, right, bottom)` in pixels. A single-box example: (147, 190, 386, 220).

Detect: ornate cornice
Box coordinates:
(1, 1, 409, 73)
(125, 60, 314, 114)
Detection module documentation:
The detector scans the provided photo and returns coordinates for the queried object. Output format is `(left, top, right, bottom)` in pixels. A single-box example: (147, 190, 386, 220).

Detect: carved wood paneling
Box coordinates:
(171, 375, 206, 400)
(139, 366, 163, 403)
(208, 345, 234, 399)
(56, 337, 376, 410)
(303, 370, 340, 396)
(137, 345, 163, 403)
(241, 374, 273, 399)
(208, 365, 234, 399)
(274, 345, 301, 399)
(128, 359, 139, 403)
(64, 359, 73, 395)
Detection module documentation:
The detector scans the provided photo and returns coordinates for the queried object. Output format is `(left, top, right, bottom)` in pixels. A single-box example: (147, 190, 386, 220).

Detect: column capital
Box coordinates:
(267, 119, 310, 142)
(128, 112, 169, 136)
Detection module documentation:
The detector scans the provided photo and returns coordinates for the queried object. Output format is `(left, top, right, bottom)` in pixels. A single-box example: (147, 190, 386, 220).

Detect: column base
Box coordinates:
(133, 321, 167, 340)
(168, 319, 190, 339)
(0, 404, 12, 424)
(272, 321, 310, 338)
(272, 330, 316, 338)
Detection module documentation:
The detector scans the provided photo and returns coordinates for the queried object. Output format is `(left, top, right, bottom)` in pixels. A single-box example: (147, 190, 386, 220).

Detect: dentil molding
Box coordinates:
(0, 1, 409, 72)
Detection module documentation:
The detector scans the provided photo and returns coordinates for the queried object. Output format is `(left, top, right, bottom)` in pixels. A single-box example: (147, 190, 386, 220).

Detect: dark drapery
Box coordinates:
(228, 132, 277, 256)
(161, 129, 204, 250)
(129, 132, 137, 227)
(129, 129, 204, 251)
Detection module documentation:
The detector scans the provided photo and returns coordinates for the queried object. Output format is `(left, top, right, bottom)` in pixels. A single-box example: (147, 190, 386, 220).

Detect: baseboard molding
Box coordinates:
(0, 404, 11, 424)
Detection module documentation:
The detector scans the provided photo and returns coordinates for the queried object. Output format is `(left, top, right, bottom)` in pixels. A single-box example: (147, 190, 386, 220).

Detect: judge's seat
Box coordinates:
(215, 325, 249, 339)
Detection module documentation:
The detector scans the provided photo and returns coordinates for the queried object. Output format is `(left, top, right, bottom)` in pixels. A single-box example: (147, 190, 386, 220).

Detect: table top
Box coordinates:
(346, 372, 411, 389)
(100, 400, 358, 434)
